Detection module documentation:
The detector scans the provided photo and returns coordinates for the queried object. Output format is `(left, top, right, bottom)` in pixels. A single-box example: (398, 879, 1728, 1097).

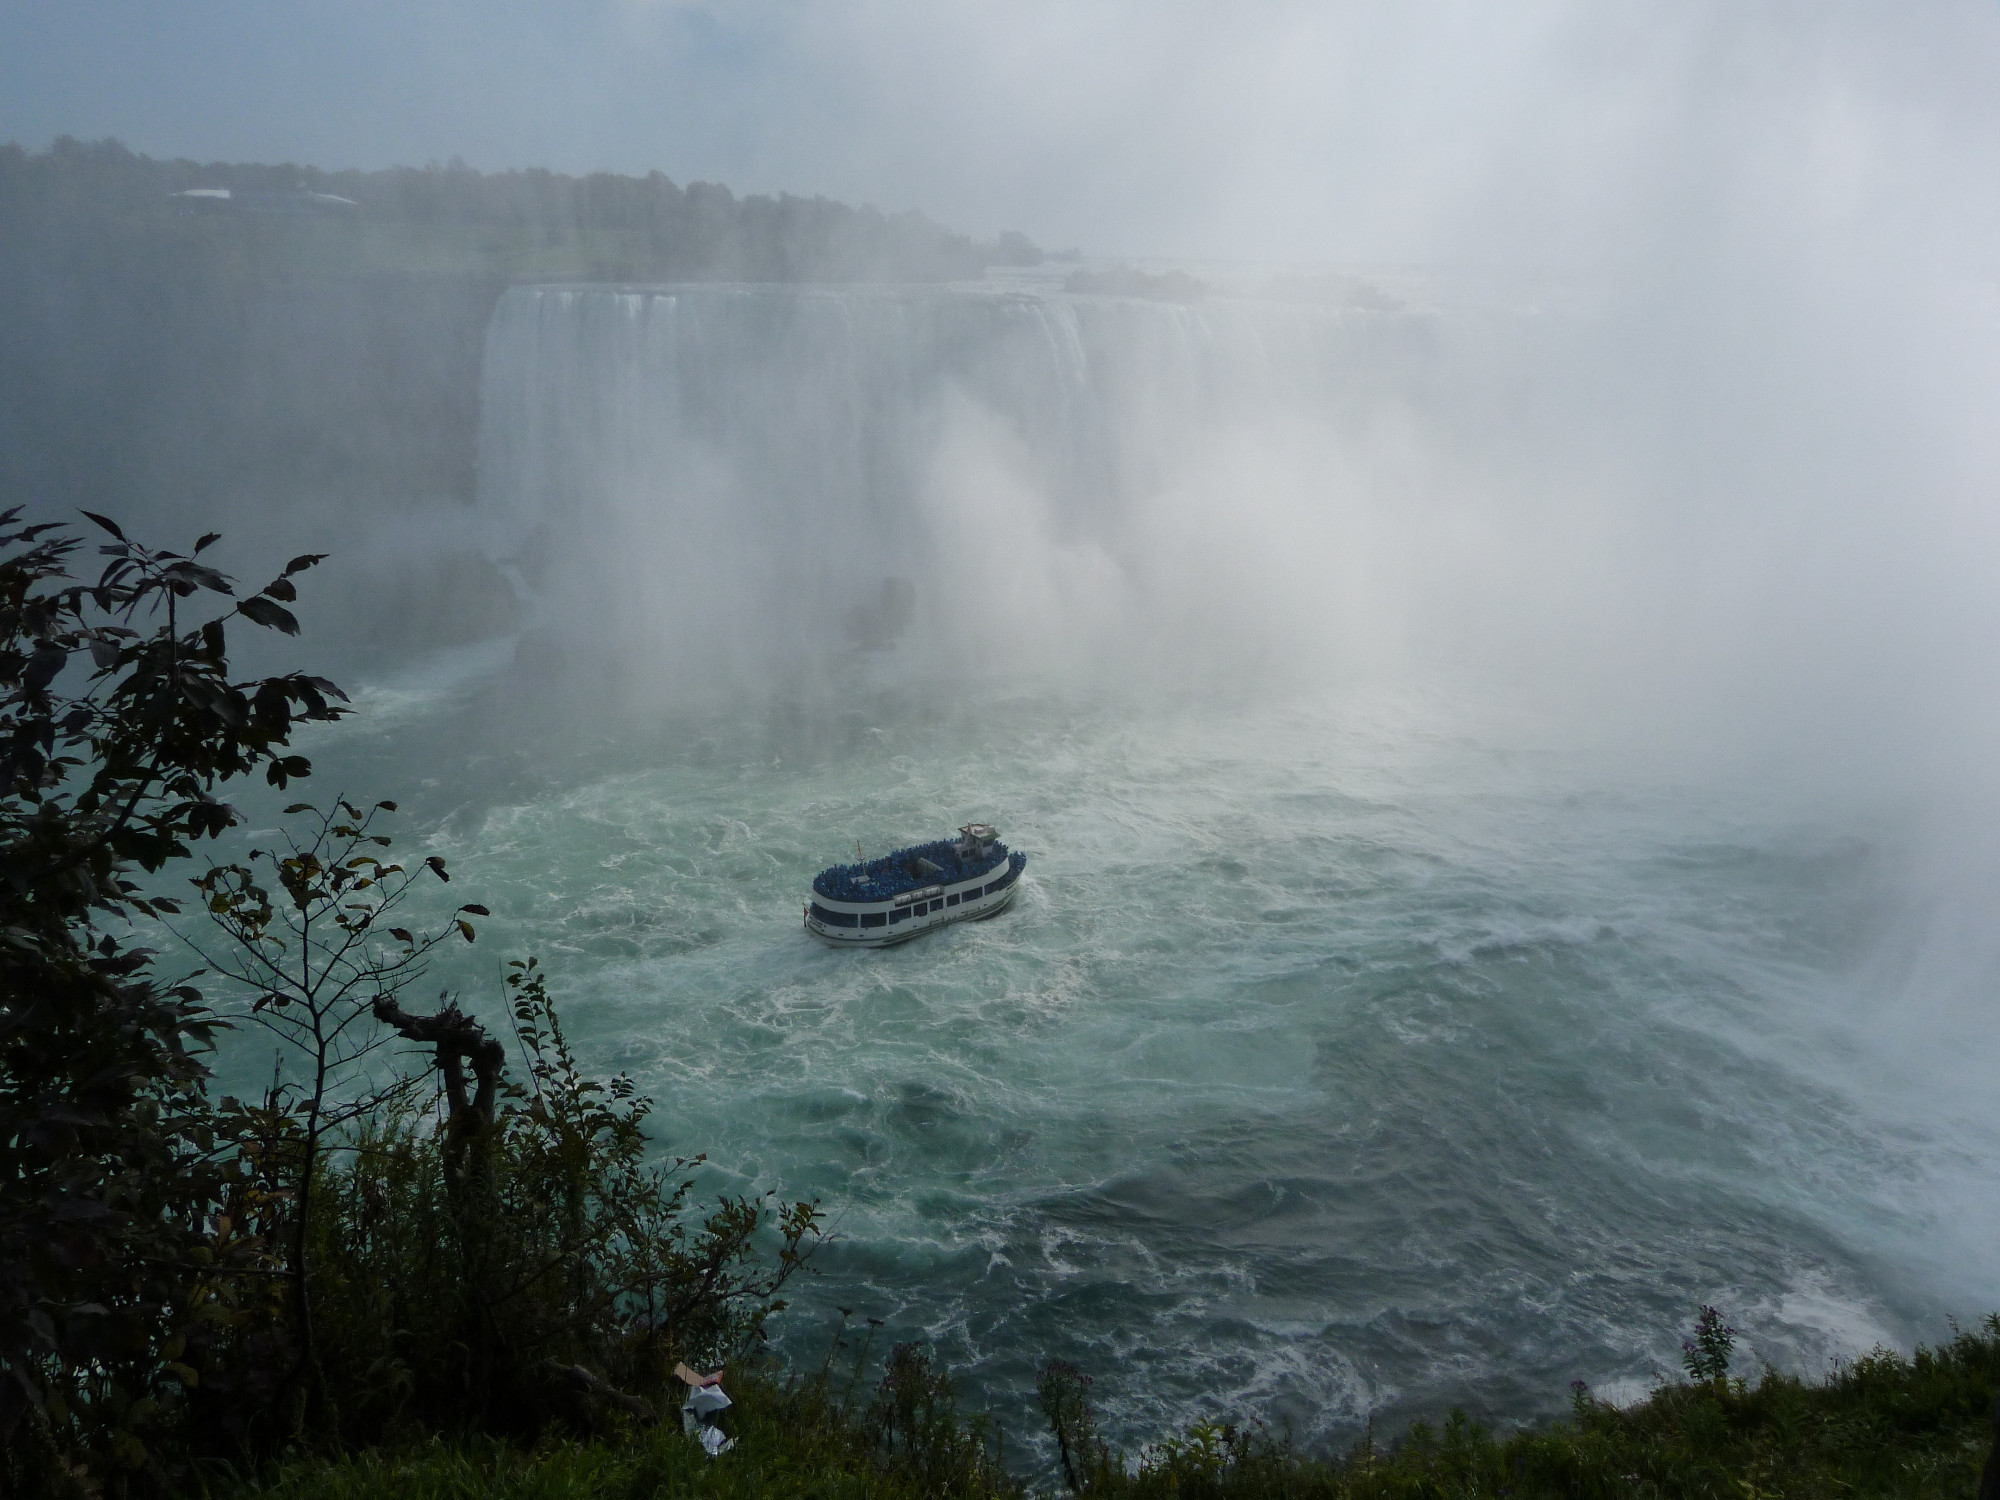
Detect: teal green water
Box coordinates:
(204, 662, 1992, 1453)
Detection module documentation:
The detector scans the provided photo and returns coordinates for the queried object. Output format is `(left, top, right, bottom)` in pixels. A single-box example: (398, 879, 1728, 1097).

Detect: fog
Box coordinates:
(12, 0, 1966, 775)
(6, 5, 1998, 961)
(484, 259, 2000, 793)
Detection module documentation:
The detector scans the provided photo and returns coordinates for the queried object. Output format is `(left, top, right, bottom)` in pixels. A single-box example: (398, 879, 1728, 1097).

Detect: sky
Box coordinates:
(5, 0, 2000, 265)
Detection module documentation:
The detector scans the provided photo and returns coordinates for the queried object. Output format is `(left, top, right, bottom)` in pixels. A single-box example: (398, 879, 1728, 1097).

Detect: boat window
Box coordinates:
(889, 908, 909, 923)
(946, 893, 960, 907)
(861, 911, 887, 927)
(811, 904, 859, 928)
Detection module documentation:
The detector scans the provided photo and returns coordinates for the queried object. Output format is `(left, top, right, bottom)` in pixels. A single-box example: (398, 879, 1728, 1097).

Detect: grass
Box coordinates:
(205, 1320, 2000, 1499)
(201, 1367, 1009, 1500)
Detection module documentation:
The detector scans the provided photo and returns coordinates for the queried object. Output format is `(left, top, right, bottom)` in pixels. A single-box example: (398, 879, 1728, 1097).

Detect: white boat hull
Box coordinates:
(804, 863, 1023, 948)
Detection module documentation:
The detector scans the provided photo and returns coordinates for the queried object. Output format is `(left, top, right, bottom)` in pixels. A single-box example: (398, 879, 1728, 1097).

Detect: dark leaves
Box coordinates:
(264, 755, 311, 789)
(236, 596, 300, 635)
(22, 641, 65, 692)
(459, 904, 490, 916)
(161, 559, 232, 595)
(180, 675, 246, 728)
(251, 680, 292, 736)
(0, 512, 378, 1476)
(283, 553, 327, 577)
(187, 801, 235, 839)
(425, 857, 450, 882)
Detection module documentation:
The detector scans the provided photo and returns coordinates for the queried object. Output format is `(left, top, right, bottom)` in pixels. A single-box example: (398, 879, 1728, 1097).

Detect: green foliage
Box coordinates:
(187, 798, 481, 1440)
(213, 1316, 2000, 1499)
(0, 510, 344, 1494)
(1038, 1361, 1116, 1494)
(0, 509, 341, 903)
(0, 512, 828, 1493)
(217, 1365, 1020, 1500)
(1680, 1304, 1734, 1384)
(867, 1343, 1009, 1498)
(1035, 1315, 2000, 1499)
(297, 956, 821, 1445)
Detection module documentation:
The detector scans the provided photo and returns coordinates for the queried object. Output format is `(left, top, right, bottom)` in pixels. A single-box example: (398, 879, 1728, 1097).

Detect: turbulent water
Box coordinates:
(214, 279, 2000, 1456)
(279, 675, 1990, 1455)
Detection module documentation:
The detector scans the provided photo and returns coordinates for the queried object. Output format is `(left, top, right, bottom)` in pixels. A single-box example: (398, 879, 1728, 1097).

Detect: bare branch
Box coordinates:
(370, 994, 507, 1125)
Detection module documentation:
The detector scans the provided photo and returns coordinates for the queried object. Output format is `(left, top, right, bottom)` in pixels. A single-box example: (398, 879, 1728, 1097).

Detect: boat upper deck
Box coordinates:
(813, 837, 1010, 903)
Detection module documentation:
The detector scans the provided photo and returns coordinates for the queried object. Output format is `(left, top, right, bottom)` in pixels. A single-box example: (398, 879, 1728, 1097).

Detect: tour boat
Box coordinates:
(805, 823, 1027, 947)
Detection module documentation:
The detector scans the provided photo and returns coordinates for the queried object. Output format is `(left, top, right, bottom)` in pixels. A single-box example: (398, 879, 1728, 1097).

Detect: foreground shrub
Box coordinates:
(218, 1360, 1019, 1500)
(216, 1315, 2000, 1500)
(1046, 1314, 2000, 1499)
(298, 959, 820, 1446)
(0, 513, 819, 1494)
(0, 512, 347, 1497)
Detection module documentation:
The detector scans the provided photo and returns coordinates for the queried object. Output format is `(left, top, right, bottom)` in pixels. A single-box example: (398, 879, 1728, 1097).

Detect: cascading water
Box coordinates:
(475, 283, 1442, 702)
(276, 279, 2000, 1458)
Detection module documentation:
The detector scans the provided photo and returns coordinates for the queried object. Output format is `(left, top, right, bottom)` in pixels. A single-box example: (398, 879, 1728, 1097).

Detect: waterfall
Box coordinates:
(475, 283, 1442, 700)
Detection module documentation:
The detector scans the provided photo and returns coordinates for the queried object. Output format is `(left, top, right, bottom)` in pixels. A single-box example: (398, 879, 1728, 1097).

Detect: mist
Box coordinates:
(322, 1, 1996, 771)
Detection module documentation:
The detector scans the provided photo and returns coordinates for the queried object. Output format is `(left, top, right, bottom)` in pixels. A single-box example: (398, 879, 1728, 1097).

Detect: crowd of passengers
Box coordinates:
(812, 838, 1007, 902)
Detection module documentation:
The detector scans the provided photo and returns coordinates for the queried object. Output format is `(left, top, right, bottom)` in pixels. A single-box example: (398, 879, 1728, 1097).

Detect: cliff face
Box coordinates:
(0, 255, 500, 531)
(0, 137, 1036, 522)
(0, 138, 1038, 662)
(0, 220, 505, 662)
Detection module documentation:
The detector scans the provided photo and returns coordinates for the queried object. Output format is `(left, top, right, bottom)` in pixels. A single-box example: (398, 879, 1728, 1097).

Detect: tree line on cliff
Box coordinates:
(0, 134, 1043, 283)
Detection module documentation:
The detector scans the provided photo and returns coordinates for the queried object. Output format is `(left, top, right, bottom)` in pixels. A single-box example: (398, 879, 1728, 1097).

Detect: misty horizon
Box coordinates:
(0, 3, 1992, 267)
